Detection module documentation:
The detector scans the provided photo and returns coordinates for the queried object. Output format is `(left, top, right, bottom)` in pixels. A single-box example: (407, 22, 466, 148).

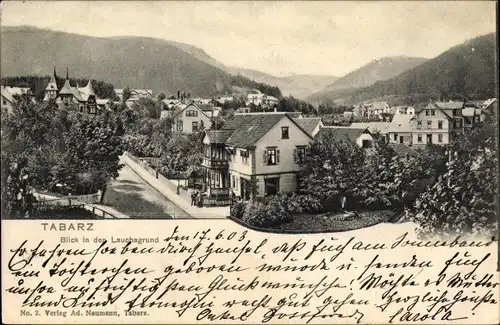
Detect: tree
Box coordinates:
(122, 87, 132, 102)
(299, 132, 366, 211)
(1, 98, 125, 218)
(409, 123, 497, 237)
(157, 92, 166, 101)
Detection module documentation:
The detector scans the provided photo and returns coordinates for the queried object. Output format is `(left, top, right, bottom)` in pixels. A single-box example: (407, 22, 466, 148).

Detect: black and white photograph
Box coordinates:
(1, 1, 497, 238)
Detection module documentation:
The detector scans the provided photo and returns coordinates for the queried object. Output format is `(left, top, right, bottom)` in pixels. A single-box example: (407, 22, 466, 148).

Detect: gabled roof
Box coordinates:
(58, 79, 73, 95)
(388, 114, 412, 133)
(77, 80, 96, 101)
(483, 98, 497, 108)
(350, 122, 389, 134)
(416, 102, 453, 120)
(222, 113, 311, 149)
(293, 118, 322, 136)
(4, 87, 32, 96)
(1, 86, 15, 103)
(70, 87, 84, 101)
(316, 126, 370, 142)
(205, 130, 234, 144)
(171, 103, 212, 119)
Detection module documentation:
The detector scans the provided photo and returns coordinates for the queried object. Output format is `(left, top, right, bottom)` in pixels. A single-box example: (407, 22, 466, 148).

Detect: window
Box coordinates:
(2, 98, 7, 105)
(431, 110, 435, 116)
(427, 134, 433, 144)
(294, 146, 306, 164)
(438, 134, 443, 143)
(425, 110, 429, 116)
(454, 119, 461, 128)
(426, 121, 432, 129)
(417, 121, 422, 129)
(186, 110, 198, 117)
(265, 148, 279, 165)
(393, 134, 398, 141)
(240, 150, 249, 164)
(438, 121, 443, 129)
(265, 177, 279, 196)
(281, 127, 289, 139)
(177, 121, 183, 131)
(232, 176, 235, 188)
(417, 134, 422, 143)
(192, 121, 199, 130)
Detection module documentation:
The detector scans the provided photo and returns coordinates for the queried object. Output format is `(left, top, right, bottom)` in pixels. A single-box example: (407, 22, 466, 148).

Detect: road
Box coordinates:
(103, 163, 191, 219)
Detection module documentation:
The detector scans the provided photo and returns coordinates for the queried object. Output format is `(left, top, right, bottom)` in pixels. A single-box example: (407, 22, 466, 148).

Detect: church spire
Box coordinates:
(66, 67, 69, 80)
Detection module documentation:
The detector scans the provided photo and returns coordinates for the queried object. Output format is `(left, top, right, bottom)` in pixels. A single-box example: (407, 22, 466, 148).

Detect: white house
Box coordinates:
(170, 103, 213, 134)
(201, 113, 313, 201)
(388, 114, 413, 145)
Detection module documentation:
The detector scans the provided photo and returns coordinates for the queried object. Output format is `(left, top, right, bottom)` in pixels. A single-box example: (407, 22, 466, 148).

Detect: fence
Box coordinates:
(34, 193, 117, 219)
(125, 152, 191, 202)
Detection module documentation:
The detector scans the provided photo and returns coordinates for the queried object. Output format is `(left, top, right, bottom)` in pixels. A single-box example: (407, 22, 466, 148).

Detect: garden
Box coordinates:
(230, 122, 497, 237)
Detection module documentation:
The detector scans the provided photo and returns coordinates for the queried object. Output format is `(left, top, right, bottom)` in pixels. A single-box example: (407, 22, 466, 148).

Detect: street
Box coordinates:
(103, 164, 191, 219)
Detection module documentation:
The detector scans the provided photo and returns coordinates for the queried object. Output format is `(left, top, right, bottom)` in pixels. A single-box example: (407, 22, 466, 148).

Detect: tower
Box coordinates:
(44, 66, 58, 100)
(58, 67, 73, 105)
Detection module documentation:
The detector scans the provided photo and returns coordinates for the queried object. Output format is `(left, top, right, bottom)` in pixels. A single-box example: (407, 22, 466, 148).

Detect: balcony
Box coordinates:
(202, 157, 229, 168)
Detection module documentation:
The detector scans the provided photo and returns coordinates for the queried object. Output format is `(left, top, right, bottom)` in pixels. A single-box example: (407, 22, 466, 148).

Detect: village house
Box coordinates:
(409, 101, 464, 146)
(43, 68, 99, 114)
(367, 101, 390, 119)
(316, 126, 374, 148)
(1, 86, 34, 113)
(350, 122, 390, 141)
(388, 114, 413, 145)
(162, 98, 181, 110)
(353, 103, 370, 118)
(201, 112, 313, 203)
(115, 88, 153, 102)
(392, 105, 415, 115)
(217, 95, 234, 104)
(343, 110, 354, 118)
(246, 90, 279, 108)
(170, 102, 213, 134)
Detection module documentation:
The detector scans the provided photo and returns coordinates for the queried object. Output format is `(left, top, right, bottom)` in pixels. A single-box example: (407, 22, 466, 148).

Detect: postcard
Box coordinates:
(1, 1, 498, 324)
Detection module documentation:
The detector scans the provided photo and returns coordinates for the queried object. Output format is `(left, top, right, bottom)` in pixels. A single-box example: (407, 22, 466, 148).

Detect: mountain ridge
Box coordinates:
(0, 26, 280, 98)
(308, 32, 496, 105)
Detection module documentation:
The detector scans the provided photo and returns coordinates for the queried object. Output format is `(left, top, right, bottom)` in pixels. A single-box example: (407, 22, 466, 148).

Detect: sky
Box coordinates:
(1, 1, 497, 77)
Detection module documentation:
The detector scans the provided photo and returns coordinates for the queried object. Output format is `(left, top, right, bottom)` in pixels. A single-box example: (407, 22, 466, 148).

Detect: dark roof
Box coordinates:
(198, 103, 215, 111)
(205, 130, 234, 144)
(223, 114, 285, 148)
(293, 118, 321, 135)
(286, 112, 303, 118)
(316, 127, 369, 143)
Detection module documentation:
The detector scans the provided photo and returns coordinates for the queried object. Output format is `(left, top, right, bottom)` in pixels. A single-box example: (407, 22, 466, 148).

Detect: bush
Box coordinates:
(235, 193, 323, 228)
(230, 201, 246, 219)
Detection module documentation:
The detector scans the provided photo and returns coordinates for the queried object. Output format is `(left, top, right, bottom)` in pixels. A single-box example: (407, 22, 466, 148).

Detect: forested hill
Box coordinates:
(0, 26, 281, 98)
(308, 33, 497, 105)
